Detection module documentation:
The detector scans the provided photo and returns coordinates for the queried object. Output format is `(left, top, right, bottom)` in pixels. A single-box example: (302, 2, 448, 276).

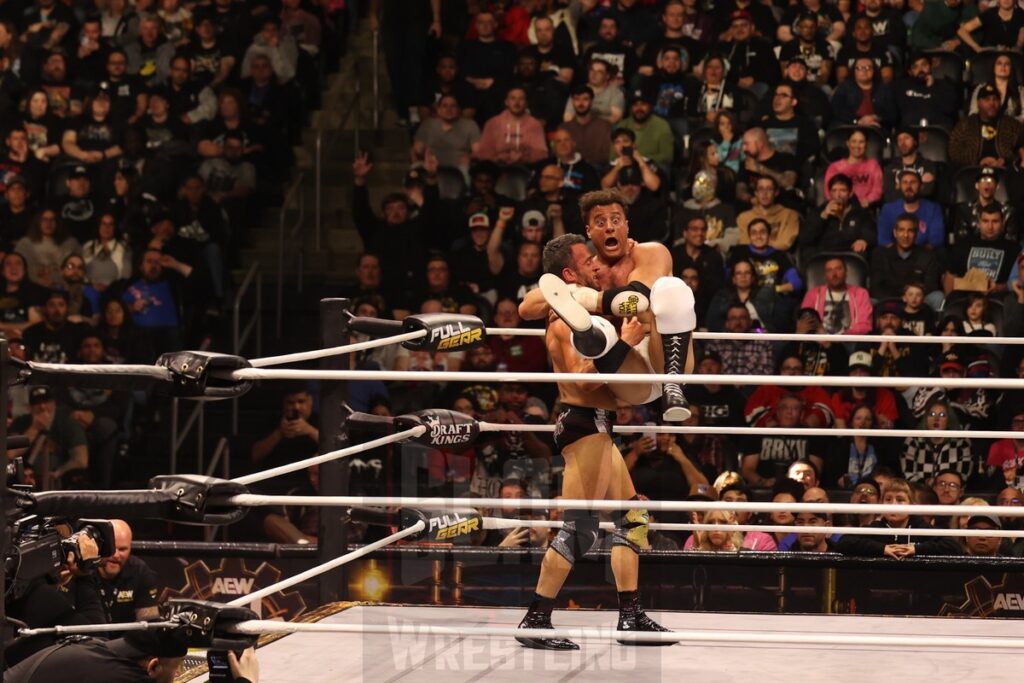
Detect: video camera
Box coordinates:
(4, 516, 115, 600)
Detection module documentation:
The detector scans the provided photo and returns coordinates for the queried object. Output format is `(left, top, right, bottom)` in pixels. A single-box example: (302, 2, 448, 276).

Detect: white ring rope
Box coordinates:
(249, 331, 428, 367)
(225, 494, 1024, 518)
(226, 620, 1024, 649)
(224, 368, 1024, 390)
(481, 422, 1024, 441)
(226, 520, 426, 608)
(23, 618, 1024, 650)
(481, 516, 1022, 539)
(231, 427, 426, 486)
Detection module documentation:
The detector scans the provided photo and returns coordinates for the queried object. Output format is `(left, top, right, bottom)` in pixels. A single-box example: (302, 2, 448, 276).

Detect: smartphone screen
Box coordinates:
(207, 650, 234, 682)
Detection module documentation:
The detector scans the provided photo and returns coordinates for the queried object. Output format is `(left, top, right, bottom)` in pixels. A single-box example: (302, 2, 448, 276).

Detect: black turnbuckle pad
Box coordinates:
(162, 599, 259, 650)
(150, 475, 249, 526)
(156, 351, 253, 400)
(400, 507, 484, 544)
(395, 409, 480, 453)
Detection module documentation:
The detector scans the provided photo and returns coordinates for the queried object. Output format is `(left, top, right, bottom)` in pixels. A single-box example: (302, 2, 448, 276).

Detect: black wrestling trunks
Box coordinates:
(553, 404, 614, 450)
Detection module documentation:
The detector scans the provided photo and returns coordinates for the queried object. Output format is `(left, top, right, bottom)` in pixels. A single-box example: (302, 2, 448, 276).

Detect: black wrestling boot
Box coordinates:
(516, 594, 580, 651)
(616, 590, 673, 646)
(661, 331, 692, 422)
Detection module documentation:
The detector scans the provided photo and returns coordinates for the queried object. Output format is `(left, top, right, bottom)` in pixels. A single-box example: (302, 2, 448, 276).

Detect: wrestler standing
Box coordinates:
(516, 233, 671, 651)
(521, 190, 697, 421)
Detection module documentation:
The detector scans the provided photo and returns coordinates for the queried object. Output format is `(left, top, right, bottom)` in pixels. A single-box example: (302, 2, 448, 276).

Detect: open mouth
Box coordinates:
(604, 237, 620, 249)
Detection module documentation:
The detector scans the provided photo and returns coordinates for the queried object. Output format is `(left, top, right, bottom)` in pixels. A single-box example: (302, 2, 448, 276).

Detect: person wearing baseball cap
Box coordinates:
(720, 8, 778, 100)
(964, 514, 1005, 556)
(876, 161, 945, 249)
(897, 53, 959, 130)
(620, 82, 674, 167)
(882, 126, 938, 203)
(950, 80, 1022, 169)
(949, 165, 1018, 246)
(448, 211, 495, 295)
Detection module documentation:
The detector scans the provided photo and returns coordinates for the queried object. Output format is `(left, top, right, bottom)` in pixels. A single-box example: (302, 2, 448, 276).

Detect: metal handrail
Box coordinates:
(276, 172, 306, 338)
(232, 261, 262, 435)
(314, 57, 362, 252)
(204, 437, 231, 540)
(372, 29, 379, 130)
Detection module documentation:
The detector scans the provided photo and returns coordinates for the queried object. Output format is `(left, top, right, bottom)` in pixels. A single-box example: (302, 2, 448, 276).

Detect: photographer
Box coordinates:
(6, 523, 106, 666)
(96, 520, 160, 625)
(4, 630, 260, 683)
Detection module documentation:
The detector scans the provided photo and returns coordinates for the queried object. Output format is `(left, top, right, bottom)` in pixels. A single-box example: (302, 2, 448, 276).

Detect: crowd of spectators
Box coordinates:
(345, 0, 1024, 558)
(0, 0, 343, 491)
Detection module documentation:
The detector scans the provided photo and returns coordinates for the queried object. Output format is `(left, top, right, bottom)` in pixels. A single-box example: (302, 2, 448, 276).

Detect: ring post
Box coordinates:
(318, 299, 350, 606)
(1, 340, 8, 672)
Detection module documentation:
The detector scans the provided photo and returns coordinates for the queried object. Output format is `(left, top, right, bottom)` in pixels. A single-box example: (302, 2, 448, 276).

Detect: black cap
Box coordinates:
(700, 349, 723, 364)
(6, 174, 27, 189)
(977, 166, 999, 183)
(69, 165, 89, 179)
(876, 298, 903, 318)
(28, 386, 53, 404)
(404, 167, 426, 188)
(107, 629, 188, 659)
(629, 84, 656, 105)
(966, 514, 1002, 529)
(787, 55, 807, 67)
(978, 82, 1000, 100)
(92, 80, 112, 99)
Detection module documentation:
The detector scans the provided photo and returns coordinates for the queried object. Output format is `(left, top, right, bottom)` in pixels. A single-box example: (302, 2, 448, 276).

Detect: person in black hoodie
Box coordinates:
(351, 150, 435, 302)
(835, 477, 961, 557)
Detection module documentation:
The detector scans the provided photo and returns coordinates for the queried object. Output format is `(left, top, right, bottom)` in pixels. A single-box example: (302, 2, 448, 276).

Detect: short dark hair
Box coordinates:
(827, 173, 852, 191)
(542, 233, 586, 275)
(980, 202, 1004, 219)
(934, 468, 964, 485)
(894, 212, 918, 231)
(611, 127, 636, 143)
(579, 189, 627, 226)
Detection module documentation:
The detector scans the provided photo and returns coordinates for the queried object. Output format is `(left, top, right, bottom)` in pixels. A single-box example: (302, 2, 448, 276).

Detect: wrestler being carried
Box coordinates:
(515, 232, 675, 651)
(520, 190, 697, 421)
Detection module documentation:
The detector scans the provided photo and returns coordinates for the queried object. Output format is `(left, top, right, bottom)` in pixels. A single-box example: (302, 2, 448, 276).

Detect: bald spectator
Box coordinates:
(96, 519, 160, 624)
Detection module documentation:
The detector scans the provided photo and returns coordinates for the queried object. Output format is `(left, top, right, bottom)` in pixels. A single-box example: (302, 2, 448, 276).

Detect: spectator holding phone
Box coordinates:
(250, 385, 319, 484)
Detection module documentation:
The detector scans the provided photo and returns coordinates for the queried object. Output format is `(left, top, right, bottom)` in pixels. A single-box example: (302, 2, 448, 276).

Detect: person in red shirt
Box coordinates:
(830, 350, 899, 428)
(487, 297, 547, 373)
(987, 407, 1024, 489)
(745, 352, 835, 427)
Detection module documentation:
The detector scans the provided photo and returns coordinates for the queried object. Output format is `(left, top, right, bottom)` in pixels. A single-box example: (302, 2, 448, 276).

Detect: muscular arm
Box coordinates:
(519, 287, 550, 320)
(603, 242, 674, 312)
(550, 319, 607, 396)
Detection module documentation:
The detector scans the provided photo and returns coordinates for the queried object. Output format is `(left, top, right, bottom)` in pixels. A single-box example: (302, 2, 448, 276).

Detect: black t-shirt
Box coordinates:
(498, 265, 540, 302)
(948, 233, 1021, 283)
(857, 8, 906, 50)
(0, 280, 47, 323)
(57, 194, 98, 243)
(836, 43, 894, 73)
(742, 433, 827, 479)
(21, 321, 88, 363)
(70, 114, 120, 152)
(630, 450, 692, 505)
(521, 44, 576, 79)
(449, 242, 497, 292)
(184, 40, 229, 87)
(687, 385, 747, 427)
(107, 76, 145, 126)
(781, 5, 844, 39)
(23, 114, 64, 155)
(96, 555, 159, 626)
(779, 38, 834, 83)
(762, 113, 820, 161)
(979, 6, 1024, 48)
(4, 637, 153, 682)
(135, 114, 190, 156)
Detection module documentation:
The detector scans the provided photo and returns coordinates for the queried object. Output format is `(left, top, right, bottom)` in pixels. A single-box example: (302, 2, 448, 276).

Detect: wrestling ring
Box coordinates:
(8, 299, 1024, 682)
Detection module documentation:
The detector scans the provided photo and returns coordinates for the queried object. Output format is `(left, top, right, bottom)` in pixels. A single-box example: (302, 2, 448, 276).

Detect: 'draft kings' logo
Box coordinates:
(160, 557, 308, 621)
(939, 573, 1024, 618)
